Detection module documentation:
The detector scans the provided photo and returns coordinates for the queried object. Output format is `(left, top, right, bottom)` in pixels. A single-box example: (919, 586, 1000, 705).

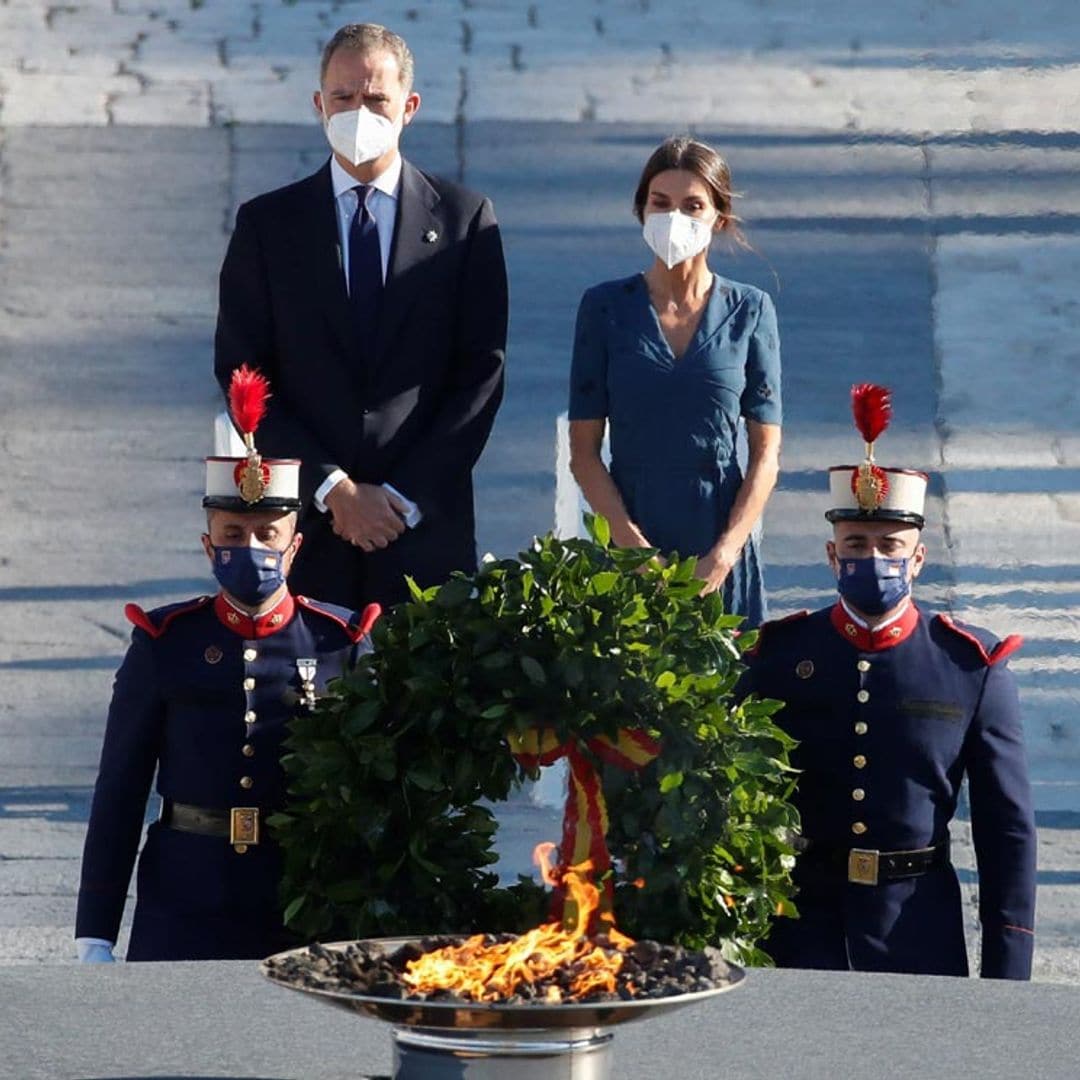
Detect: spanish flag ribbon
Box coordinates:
(508, 726, 661, 925)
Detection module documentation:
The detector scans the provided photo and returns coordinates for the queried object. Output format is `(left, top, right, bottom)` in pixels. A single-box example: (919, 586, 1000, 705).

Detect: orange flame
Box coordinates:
(534, 841, 560, 887)
(401, 844, 636, 1003)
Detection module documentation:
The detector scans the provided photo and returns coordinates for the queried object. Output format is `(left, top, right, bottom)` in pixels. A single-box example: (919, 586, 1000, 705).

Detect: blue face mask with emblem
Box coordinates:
(210, 544, 287, 606)
(836, 555, 911, 615)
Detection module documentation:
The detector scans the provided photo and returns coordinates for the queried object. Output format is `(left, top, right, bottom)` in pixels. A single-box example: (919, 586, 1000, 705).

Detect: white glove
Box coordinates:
(76, 937, 115, 963)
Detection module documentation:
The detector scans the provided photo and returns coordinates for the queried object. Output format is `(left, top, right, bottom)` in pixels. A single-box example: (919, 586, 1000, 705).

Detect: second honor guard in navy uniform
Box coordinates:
(740, 384, 1037, 979)
(75, 368, 379, 962)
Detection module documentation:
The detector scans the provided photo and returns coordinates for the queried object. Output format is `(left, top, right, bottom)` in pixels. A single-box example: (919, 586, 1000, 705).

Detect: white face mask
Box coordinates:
(642, 209, 716, 269)
(323, 106, 399, 166)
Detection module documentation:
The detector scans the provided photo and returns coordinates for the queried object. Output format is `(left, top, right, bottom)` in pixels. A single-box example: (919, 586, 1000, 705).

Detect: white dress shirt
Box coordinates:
(314, 154, 421, 527)
(329, 151, 399, 284)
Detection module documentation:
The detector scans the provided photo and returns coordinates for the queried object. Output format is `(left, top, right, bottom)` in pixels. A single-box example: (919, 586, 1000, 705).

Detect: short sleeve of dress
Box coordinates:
(568, 287, 609, 420)
(740, 290, 782, 426)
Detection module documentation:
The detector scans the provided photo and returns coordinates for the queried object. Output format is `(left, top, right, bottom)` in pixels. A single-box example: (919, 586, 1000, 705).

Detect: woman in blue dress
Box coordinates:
(568, 137, 782, 627)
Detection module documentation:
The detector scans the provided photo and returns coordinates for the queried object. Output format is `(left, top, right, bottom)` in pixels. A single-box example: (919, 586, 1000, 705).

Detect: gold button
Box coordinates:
(240, 776, 254, 789)
(243, 648, 257, 662)
(852, 788, 866, 801)
(857, 660, 871, 672)
(243, 677, 255, 691)
(242, 744, 255, 757)
(856, 689, 870, 703)
(244, 710, 256, 724)
(855, 722, 868, 735)
(234, 843, 248, 855)
(852, 821, 867, 835)
(854, 755, 867, 768)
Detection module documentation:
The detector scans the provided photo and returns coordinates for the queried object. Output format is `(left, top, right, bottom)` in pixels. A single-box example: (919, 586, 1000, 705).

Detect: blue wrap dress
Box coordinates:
(568, 273, 781, 627)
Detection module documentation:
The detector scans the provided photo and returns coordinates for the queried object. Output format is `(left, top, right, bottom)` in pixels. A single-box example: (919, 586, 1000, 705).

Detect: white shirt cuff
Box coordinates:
(313, 471, 422, 528)
(313, 469, 349, 513)
(383, 483, 423, 528)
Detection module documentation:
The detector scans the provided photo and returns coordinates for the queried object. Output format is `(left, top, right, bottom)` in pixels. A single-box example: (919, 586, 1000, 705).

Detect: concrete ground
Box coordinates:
(1, 1, 1078, 982)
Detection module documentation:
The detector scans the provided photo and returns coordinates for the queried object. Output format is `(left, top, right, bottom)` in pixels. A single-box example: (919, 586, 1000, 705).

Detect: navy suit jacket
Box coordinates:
(214, 158, 508, 608)
(738, 602, 1037, 980)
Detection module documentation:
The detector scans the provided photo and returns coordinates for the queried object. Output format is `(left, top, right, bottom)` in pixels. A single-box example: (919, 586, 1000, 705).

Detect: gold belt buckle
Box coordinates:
(230, 807, 260, 850)
(848, 848, 879, 886)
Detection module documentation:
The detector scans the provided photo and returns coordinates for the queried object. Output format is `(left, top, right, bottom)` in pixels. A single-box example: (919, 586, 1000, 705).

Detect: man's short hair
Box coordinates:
(320, 23, 414, 92)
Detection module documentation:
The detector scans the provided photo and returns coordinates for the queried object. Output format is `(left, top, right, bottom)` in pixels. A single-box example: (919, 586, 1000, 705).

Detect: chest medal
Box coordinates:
(296, 658, 318, 710)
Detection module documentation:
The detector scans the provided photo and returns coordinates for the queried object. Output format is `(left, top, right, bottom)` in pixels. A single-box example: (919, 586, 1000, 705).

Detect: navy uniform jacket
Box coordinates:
(738, 601, 1037, 980)
(76, 591, 374, 961)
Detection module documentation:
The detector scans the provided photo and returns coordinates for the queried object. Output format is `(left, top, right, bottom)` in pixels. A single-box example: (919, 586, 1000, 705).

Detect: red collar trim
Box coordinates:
(213, 591, 296, 638)
(829, 601, 920, 651)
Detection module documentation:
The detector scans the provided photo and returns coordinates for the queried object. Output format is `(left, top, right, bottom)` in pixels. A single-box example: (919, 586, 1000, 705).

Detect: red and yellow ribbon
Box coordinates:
(508, 726, 661, 925)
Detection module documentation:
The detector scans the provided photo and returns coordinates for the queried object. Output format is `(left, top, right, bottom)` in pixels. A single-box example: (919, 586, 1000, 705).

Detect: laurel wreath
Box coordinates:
(270, 517, 799, 965)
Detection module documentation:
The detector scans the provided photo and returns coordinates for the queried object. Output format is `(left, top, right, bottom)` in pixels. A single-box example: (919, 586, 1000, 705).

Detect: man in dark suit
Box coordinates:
(214, 23, 508, 609)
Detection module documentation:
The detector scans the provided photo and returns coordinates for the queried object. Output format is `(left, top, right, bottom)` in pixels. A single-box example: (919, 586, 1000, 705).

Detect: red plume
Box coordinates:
(851, 384, 891, 444)
(228, 365, 271, 438)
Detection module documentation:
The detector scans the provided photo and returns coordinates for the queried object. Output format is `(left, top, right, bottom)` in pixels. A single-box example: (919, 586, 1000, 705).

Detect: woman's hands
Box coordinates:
(693, 421, 781, 597)
(695, 546, 737, 595)
(608, 524, 667, 573)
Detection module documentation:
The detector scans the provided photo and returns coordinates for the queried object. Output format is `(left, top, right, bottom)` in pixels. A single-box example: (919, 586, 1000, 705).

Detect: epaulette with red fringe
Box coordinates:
(745, 610, 811, 657)
(124, 596, 213, 639)
(296, 596, 382, 643)
(935, 614, 1023, 666)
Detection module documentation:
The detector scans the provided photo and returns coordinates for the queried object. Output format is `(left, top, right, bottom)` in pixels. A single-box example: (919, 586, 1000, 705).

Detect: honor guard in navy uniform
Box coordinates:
(75, 367, 380, 962)
(739, 384, 1037, 979)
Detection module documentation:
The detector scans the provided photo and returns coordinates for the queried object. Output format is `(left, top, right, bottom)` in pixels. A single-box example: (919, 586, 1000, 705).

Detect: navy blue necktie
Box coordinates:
(348, 184, 383, 351)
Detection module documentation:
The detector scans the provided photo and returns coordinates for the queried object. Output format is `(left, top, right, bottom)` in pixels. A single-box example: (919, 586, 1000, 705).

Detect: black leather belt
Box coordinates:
(799, 837, 949, 886)
(160, 799, 261, 846)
